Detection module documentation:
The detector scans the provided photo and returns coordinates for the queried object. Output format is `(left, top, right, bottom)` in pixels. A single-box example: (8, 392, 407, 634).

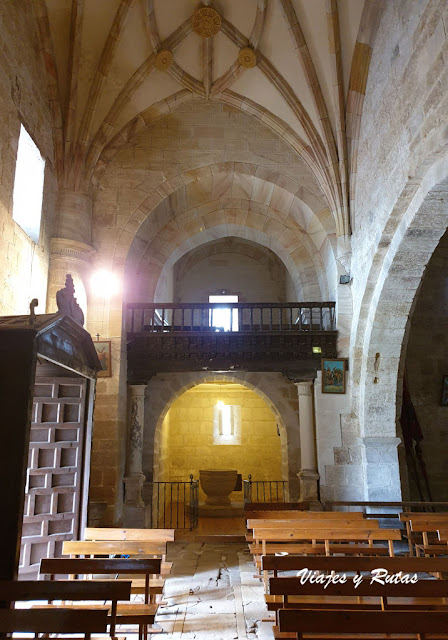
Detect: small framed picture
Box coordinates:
(94, 340, 112, 378)
(441, 375, 448, 406)
(321, 358, 347, 394)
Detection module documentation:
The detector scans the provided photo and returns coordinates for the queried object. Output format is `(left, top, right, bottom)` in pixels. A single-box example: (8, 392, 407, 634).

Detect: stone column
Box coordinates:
(123, 384, 146, 526)
(46, 190, 95, 317)
(362, 437, 402, 502)
(296, 381, 320, 503)
(46, 238, 96, 318)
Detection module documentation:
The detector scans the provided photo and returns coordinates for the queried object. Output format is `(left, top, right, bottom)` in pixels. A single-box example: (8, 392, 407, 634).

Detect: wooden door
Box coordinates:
(20, 377, 88, 578)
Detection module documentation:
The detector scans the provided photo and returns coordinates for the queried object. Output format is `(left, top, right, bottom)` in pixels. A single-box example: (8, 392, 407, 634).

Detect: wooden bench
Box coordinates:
(63, 539, 171, 603)
(277, 608, 448, 639)
(269, 575, 448, 612)
(261, 554, 448, 580)
(399, 512, 448, 555)
(248, 519, 390, 561)
(408, 520, 448, 557)
(0, 607, 109, 639)
(0, 579, 130, 639)
(246, 512, 367, 541)
(252, 527, 401, 557)
(40, 557, 162, 639)
(83, 528, 174, 593)
(84, 527, 175, 543)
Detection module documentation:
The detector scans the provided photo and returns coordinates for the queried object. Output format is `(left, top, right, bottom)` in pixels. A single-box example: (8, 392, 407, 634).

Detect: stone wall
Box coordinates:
(405, 230, 448, 501)
(352, 0, 448, 323)
(146, 371, 301, 501)
(157, 384, 283, 503)
(173, 239, 287, 303)
(0, 1, 56, 315)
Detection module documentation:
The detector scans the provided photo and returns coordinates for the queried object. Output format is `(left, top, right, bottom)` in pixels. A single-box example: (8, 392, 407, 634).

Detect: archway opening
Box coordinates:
(156, 381, 284, 490)
(153, 379, 287, 532)
(398, 227, 448, 502)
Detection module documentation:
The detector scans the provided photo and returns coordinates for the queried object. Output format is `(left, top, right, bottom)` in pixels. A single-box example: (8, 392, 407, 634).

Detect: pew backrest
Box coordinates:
(261, 554, 448, 574)
(84, 527, 175, 542)
(278, 608, 448, 636)
(63, 539, 167, 557)
(0, 608, 108, 636)
(40, 557, 162, 576)
(247, 518, 379, 530)
(0, 579, 131, 602)
(252, 528, 400, 542)
(246, 510, 364, 520)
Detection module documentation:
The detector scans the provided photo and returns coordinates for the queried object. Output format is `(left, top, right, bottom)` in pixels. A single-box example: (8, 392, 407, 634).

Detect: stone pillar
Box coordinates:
(46, 190, 95, 317)
(123, 384, 146, 526)
(362, 437, 402, 502)
(296, 381, 320, 503)
(46, 238, 96, 318)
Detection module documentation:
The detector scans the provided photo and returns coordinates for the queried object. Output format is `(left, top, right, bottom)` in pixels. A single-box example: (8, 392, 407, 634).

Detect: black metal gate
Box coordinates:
(151, 476, 199, 529)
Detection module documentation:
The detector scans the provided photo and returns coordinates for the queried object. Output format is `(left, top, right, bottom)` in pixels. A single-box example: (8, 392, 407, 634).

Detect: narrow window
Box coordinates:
(12, 125, 45, 243)
(209, 294, 239, 331)
(213, 403, 241, 444)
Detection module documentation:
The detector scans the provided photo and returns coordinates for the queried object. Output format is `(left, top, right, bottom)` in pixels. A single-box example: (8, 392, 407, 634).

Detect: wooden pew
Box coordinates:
(269, 576, 448, 612)
(0, 579, 130, 639)
(63, 539, 170, 602)
(261, 554, 448, 579)
(248, 519, 388, 560)
(246, 509, 364, 520)
(409, 520, 448, 556)
(0, 608, 108, 639)
(40, 557, 161, 639)
(252, 527, 401, 558)
(399, 512, 448, 555)
(277, 608, 448, 639)
(246, 512, 366, 538)
(84, 527, 175, 542)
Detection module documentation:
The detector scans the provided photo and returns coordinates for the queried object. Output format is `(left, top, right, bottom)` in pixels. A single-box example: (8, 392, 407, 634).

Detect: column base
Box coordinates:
(123, 473, 146, 506)
(122, 503, 146, 527)
(298, 469, 320, 504)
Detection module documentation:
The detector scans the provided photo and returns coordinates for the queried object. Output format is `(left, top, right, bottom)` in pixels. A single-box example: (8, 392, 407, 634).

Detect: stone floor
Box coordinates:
(143, 541, 274, 639)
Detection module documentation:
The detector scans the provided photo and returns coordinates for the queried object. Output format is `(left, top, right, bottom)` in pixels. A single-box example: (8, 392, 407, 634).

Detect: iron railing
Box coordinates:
(127, 302, 336, 334)
(151, 476, 199, 529)
(243, 475, 288, 503)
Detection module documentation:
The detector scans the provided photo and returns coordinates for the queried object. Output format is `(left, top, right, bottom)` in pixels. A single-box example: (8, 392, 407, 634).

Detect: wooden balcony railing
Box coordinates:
(127, 302, 336, 335)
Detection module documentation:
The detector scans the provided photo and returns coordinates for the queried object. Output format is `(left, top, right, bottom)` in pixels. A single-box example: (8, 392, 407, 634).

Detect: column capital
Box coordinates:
(50, 237, 96, 264)
(295, 380, 314, 396)
(129, 384, 147, 398)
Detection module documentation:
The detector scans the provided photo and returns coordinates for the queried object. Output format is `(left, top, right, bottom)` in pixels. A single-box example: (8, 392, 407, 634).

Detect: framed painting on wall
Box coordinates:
(94, 340, 112, 377)
(321, 358, 347, 394)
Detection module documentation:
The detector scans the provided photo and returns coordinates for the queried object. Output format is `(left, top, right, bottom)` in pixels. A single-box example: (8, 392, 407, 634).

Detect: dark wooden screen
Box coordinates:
(19, 377, 87, 578)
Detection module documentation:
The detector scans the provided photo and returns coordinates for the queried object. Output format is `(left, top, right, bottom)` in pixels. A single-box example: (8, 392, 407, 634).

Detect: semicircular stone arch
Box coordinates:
(352, 173, 448, 501)
(121, 175, 336, 303)
(155, 236, 289, 302)
(143, 371, 302, 498)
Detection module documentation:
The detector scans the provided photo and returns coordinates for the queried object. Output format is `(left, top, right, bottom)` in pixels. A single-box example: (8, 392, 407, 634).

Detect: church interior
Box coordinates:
(1, 0, 448, 638)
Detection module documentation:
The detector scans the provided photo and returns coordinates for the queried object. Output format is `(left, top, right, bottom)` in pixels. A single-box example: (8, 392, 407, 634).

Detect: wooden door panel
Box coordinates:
(20, 377, 87, 578)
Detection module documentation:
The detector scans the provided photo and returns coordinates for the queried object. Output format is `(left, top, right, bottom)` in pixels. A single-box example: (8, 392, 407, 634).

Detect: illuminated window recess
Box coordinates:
(213, 403, 241, 444)
(12, 125, 45, 243)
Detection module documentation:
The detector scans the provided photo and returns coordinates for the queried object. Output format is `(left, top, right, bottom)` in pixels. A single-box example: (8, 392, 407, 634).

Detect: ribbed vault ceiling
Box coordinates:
(38, 0, 383, 239)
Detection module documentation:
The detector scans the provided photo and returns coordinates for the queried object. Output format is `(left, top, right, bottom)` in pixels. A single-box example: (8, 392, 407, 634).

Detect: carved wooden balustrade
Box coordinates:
(126, 302, 338, 383)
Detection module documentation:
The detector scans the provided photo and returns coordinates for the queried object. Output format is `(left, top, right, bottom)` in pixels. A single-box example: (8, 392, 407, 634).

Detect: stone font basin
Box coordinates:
(199, 469, 237, 505)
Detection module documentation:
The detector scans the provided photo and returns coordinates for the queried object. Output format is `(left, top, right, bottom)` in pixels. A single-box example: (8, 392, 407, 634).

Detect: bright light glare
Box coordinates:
(217, 400, 225, 410)
(91, 269, 120, 297)
(12, 125, 45, 243)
